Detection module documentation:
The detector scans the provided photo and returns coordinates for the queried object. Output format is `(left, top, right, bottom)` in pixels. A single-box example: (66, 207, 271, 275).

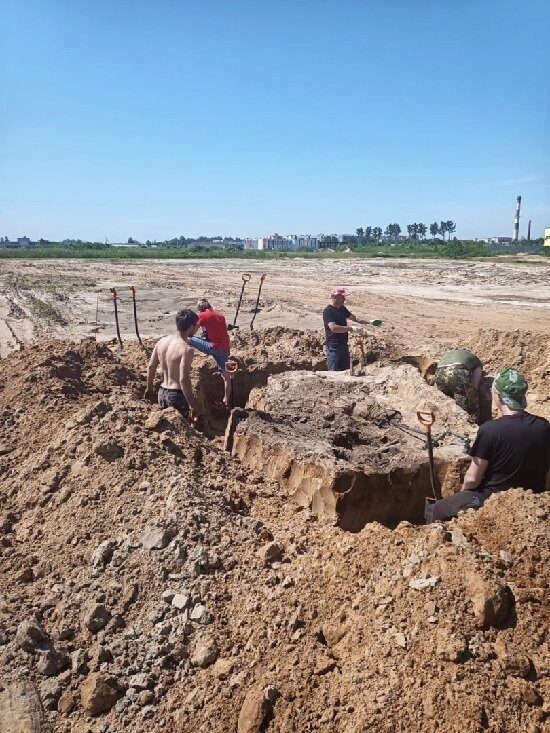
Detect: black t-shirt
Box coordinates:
(469, 412, 550, 493)
(323, 305, 351, 346)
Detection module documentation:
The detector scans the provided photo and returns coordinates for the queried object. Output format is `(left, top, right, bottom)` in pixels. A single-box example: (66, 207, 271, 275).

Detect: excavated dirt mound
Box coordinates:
(0, 334, 548, 733)
(228, 368, 476, 530)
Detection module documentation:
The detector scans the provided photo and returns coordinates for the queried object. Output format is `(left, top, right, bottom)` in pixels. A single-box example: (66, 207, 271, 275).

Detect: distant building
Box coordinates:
(544, 227, 550, 247)
(0, 236, 36, 248)
(257, 234, 287, 251)
(486, 236, 513, 244)
(286, 235, 319, 250)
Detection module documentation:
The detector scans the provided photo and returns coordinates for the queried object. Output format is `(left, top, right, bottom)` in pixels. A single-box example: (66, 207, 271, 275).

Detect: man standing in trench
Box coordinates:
(425, 368, 550, 523)
(144, 308, 202, 420)
(435, 348, 483, 422)
(323, 287, 383, 371)
(189, 298, 232, 407)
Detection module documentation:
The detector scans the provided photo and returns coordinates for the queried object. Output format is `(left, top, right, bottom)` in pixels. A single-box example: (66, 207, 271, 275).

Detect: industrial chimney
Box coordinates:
(513, 195, 521, 242)
(527, 219, 531, 242)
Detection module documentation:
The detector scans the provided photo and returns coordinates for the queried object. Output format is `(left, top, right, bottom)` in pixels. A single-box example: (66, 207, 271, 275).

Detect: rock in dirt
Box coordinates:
(39, 678, 62, 710)
(238, 687, 274, 733)
(140, 526, 172, 551)
(190, 637, 218, 668)
(82, 603, 111, 634)
(36, 646, 68, 676)
(15, 619, 49, 653)
(58, 690, 76, 714)
(464, 570, 514, 629)
(80, 672, 119, 716)
(90, 540, 114, 570)
(258, 542, 283, 566)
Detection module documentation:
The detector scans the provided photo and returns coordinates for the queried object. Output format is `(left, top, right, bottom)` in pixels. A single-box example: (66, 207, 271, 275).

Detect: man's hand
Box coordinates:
(350, 326, 365, 334)
(370, 319, 383, 327)
(143, 388, 155, 401)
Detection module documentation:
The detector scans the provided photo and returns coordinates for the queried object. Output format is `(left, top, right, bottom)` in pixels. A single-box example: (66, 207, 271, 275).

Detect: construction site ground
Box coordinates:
(0, 256, 549, 733)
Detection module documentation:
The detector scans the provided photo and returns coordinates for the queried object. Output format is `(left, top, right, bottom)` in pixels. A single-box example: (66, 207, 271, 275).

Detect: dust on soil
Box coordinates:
(0, 326, 549, 733)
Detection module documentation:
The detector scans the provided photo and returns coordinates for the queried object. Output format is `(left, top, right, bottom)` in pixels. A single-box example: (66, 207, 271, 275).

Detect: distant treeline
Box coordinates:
(0, 240, 546, 260)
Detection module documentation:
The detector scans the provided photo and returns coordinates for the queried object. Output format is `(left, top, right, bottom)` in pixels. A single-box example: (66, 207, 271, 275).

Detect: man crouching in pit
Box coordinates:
(144, 309, 202, 421)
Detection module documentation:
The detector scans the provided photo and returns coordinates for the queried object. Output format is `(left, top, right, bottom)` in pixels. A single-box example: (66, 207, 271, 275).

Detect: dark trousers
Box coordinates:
(425, 488, 493, 523)
(158, 386, 189, 417)
(326, 344, 350, 371)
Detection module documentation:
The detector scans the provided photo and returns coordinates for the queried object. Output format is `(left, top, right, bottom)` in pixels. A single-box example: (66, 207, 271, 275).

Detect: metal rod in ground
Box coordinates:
(110, 287, 123, 351)
(129, 286, 144, 347)
(250, 273, 266, 331)
(233, 273, 251, 327)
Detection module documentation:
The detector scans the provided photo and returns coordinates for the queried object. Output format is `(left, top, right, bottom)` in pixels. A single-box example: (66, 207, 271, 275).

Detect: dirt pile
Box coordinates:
(0, 335, 548, 733)
(228, 368, 476, 530)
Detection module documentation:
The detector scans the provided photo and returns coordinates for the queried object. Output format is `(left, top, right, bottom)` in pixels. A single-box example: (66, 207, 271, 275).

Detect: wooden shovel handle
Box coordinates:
(416, 410, 435, 431)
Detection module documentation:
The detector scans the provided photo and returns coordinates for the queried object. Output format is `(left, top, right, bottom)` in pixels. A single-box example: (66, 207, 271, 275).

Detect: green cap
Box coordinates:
(493, 368, 528, 410)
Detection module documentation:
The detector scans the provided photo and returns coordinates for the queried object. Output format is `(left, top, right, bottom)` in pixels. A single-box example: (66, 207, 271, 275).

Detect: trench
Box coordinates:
(194, 353, 470, 531)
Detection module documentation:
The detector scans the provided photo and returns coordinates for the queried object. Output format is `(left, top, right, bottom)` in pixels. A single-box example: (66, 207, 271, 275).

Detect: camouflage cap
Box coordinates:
(493, 368, 528, 410)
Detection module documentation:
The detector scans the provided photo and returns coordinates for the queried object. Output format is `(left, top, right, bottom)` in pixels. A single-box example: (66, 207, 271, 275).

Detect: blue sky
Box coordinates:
(1, 0, 549, 241)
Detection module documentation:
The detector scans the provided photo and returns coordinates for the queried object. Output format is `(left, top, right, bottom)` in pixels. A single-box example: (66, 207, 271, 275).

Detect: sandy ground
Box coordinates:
(1, 256, 549, 357)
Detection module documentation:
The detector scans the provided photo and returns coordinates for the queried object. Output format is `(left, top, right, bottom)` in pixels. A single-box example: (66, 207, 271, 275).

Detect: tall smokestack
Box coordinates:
(513, 195, 521, 242)
(527, 219, 531, 242)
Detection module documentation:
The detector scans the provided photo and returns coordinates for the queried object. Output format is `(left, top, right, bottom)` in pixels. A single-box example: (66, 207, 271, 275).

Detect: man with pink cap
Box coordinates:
(323, 287, 383, 371)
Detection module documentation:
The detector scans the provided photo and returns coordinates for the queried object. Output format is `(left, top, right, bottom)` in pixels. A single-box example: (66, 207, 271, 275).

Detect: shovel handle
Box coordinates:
(110, 287, 117, 299)
(225, 359, 239, 374)
(129, 285, 136, 297)
(260, 273, 266, 283)
(416, 410, 435, 432)
(242, 273, 251, 283)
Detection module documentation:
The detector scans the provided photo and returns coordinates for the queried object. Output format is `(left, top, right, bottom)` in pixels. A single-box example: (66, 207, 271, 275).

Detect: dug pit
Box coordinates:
(226, 365, 478, 531)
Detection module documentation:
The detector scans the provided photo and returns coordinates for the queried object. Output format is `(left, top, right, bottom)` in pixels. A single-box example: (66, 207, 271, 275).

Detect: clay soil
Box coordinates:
(0, 257, 549, 733)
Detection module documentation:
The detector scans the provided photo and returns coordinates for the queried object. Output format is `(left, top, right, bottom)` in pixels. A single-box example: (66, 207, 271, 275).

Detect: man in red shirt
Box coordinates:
(189, 299, 232, 407)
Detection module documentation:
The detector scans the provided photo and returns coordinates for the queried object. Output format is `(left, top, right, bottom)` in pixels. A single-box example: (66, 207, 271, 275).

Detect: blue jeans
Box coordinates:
(326, 344, 350, 371)
(189, 336, 229, 372)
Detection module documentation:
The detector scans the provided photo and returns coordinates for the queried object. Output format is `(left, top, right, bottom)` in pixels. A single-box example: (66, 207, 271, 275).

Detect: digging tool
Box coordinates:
(417, 410, 437, 500)
(110, 287, 123, 353)
(233, 273, 251, 327)
(225, 357, 240, 409)
(129, 286, 145, 349)
(250, 272, 267, 331)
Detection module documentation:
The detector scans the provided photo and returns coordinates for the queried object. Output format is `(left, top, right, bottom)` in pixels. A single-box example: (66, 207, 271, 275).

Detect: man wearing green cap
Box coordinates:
(426, 368, 550, 523)
(435, 349, 483, 421)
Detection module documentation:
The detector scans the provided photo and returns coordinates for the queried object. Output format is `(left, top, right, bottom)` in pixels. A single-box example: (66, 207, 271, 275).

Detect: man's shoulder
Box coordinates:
(323, 304, 335, 317)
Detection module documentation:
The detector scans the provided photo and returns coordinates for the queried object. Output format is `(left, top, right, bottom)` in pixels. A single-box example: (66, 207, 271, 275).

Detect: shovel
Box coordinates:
(129, 286, 145, 349)
(225, 358, 239, 409)
(417, 410, 437, 500)
(233, 273, 251, 328)
(110, 287, 123, 353)
(250, 272, 266, 331)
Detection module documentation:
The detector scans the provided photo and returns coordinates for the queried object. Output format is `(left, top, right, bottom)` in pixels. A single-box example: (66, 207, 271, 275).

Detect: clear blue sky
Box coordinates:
(2, 0, 549, 241)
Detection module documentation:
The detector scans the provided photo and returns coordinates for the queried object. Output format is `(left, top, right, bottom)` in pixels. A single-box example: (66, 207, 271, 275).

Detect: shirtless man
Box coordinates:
(144, 309, 201, 418)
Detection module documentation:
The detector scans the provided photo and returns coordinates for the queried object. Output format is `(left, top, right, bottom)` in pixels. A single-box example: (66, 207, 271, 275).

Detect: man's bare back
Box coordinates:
(144, 309, 201, 417)
(155, 334, 194, 389)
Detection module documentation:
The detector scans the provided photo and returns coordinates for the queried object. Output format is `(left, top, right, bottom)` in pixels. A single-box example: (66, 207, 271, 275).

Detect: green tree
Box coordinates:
(356, 227, 364, 239)
(406, 223, 419, 241)
(429, 222, 439, 239)
(364, 226, 373, 242)
(439, 221, 448, 240)
(417, 223, 427, 240)
(372, 227, 382, 241)
(446, 220, 456, 240)
(385, 223, 401, 240)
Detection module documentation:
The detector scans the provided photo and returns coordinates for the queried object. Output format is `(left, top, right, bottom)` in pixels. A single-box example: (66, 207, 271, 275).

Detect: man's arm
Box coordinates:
(179, 347, 201, 415)
(327, 321, 353, 334)
(348, 313, 383, 327)
(462, 456, 489, 491)
(144, 344, 159, 399)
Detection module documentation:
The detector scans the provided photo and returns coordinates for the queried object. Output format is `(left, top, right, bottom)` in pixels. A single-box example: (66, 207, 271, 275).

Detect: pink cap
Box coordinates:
(331, 287, 349, 299)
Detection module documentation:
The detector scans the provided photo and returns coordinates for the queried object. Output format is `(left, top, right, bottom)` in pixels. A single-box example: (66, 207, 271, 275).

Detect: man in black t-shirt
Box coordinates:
(426, 368, 550, 523)
(322, 287, 383, 371)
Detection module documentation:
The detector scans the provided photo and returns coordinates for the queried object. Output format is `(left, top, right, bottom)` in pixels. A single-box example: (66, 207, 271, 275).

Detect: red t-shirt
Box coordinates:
(198, 309, 230, 351)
